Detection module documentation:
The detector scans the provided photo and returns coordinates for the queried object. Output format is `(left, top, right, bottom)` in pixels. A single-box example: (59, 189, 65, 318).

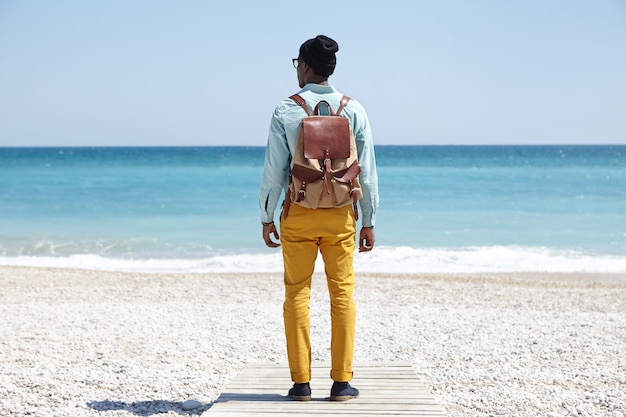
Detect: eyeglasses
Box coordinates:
(292, 58, 301, 69)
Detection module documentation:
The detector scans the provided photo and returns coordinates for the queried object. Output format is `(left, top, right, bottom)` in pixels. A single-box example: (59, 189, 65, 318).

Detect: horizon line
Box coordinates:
(1, 143, 625, 149)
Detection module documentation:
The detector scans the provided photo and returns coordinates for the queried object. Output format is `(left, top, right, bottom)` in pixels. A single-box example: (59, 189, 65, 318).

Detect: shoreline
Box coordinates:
(1, 266, 624, 416)
(2, 244, 626, 276)
(1, 264, 625, 284)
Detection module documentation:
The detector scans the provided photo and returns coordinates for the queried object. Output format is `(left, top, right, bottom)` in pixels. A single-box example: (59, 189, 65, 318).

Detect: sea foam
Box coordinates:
(1, 246, 624, 274)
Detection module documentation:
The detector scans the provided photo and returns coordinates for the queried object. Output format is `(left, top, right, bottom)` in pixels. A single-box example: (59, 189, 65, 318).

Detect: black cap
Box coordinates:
(299, 35, 339, 77)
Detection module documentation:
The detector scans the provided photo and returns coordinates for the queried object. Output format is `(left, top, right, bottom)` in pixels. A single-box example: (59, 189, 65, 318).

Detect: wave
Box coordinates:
(1, 246, 625, 274)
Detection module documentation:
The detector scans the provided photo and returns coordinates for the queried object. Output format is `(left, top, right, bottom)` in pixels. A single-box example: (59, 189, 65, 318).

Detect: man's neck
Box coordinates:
(308, 75, 329, 86)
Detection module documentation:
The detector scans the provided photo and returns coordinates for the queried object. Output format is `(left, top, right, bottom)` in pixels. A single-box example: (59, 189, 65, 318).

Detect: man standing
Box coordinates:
(259, 35, 379, 402)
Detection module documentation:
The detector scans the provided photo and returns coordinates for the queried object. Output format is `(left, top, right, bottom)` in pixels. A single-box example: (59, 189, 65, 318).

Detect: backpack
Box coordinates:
(283, 94, 362, 220)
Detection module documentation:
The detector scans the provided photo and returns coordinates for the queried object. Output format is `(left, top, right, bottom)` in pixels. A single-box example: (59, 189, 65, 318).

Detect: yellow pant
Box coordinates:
(280, 203, 357, 383)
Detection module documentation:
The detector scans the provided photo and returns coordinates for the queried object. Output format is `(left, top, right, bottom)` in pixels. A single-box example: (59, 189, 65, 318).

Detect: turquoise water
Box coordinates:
(1, 146, 625, 273)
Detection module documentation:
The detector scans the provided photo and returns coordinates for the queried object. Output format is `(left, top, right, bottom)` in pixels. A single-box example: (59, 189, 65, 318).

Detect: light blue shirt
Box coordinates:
(259, 83, 379, 227)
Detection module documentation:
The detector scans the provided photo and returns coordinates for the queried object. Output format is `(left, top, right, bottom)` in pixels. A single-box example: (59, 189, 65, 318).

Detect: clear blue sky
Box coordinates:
(1, 0, 625, 146)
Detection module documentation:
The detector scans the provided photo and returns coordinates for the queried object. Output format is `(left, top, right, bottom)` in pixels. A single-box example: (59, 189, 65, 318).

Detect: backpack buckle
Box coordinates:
(323, 149, 331, 172)
(297, 181, 307, 202)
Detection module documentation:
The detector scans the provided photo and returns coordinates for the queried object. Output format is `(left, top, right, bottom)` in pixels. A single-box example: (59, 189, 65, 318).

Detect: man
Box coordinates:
(259, 35, 379, 402)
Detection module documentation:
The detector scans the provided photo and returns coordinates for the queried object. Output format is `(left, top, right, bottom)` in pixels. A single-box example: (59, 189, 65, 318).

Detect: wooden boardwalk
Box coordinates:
(207, 362, 447, 416)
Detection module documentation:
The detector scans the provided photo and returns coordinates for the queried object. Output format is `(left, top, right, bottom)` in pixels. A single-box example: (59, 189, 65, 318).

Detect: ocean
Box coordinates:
(1, 145, 625, 274)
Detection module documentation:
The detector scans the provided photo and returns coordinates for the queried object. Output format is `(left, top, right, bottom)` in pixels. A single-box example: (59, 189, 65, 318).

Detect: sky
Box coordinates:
(0, 0, 625, 147)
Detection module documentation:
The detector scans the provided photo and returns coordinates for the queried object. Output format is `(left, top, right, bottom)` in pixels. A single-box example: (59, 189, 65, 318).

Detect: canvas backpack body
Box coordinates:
(284, 94, 363, 219)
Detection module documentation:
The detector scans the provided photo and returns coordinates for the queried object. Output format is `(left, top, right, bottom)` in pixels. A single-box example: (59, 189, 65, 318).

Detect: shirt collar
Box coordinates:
(299, 83, 338, 94)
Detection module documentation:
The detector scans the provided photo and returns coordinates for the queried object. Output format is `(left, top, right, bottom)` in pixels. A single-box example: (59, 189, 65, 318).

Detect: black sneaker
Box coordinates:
(288, 382, 311, 401)
(330, 381, 359, 401)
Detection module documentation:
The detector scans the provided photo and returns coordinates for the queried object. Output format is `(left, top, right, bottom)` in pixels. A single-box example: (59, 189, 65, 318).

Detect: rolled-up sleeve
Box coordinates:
(259, 105, 291, 223)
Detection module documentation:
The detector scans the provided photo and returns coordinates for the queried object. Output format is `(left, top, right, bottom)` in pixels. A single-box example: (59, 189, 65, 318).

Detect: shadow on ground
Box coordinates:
(215, 392, 328, 402)
(86, 399, 210, 415)
(88, 392, 302, 414)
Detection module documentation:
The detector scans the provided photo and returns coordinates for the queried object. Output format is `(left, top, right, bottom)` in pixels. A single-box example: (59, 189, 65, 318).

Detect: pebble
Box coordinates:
(182, 399, 202, 410)
(1, 268, 625, 417)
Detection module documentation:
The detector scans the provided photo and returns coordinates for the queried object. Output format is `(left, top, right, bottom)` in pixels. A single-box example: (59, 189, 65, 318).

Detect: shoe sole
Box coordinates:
(289, 395, 311, 402)
(329, 394, 359, 402)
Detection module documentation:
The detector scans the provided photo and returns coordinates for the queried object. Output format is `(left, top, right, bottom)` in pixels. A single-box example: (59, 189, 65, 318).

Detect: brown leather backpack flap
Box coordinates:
(333, 162, 361, 183)
(302, 116, 350, 159)
(291, 164, 324, 183)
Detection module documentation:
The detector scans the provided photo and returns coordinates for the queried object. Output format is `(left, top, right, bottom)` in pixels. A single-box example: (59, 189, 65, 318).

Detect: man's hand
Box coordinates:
(358, 226, 375, 252)
(262, 223, 281, 248)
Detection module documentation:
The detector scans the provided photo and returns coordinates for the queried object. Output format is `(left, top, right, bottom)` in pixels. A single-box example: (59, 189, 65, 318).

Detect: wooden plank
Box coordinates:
(209, 412, 442, 416)
(206, 362, 447, 416)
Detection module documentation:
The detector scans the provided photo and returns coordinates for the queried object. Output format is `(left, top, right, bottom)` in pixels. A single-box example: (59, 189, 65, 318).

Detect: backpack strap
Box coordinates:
(289, 94, 313, 116)
(313, 100, 335, 116)
(290, 94, 351, 116)
(335, 96, 351, 116)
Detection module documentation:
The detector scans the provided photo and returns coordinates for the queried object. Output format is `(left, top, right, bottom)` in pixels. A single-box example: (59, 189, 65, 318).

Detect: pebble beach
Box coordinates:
(1, 266, 624, 416)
